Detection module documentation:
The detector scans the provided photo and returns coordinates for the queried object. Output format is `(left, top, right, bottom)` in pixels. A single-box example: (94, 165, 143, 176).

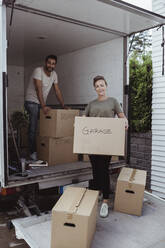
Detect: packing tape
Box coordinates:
(67, 188, 87, 217)
(128, 168, 136, 189)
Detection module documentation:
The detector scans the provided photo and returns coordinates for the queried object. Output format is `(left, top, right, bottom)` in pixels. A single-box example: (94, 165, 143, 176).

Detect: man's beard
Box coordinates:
(46, 66, 54, 72)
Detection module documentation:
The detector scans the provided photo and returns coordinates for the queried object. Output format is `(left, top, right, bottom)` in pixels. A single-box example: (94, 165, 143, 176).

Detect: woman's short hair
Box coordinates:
(93, 75, 108, 87)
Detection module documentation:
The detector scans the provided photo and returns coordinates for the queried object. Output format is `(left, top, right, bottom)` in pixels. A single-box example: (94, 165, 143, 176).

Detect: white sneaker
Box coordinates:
(30, 152, 37, 161)
(100, 203, 109, 218)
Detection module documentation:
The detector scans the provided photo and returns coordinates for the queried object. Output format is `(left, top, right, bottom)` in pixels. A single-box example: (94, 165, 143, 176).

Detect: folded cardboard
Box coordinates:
(51, 187, 99, 248)
(114, 167, 147, 216)
(40, 109, 79, 138)
(73, 117, 125, 156)
(37, 136, 78, 166)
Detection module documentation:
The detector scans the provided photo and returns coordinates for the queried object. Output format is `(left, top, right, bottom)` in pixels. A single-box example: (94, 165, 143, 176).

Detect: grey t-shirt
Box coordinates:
(25, 67, 58, 104)
(85, 97, 123, 117)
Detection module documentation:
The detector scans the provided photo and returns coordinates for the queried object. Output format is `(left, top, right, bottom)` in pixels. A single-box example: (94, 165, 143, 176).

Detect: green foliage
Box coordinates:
(129, 31, 152, 55)
(129, 52, 152, 132)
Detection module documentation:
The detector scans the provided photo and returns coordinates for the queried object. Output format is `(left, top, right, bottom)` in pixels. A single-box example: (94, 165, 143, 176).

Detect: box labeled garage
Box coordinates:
(73, 116, 125, 156)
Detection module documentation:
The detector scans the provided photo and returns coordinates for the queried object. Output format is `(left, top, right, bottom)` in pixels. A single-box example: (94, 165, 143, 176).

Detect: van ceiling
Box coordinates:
(7, 0, 165, 66)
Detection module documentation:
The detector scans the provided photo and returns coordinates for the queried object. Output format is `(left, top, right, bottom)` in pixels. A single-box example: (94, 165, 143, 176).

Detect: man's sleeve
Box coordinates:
(32, 67, 42, 81)
(114, 98, 123, 114)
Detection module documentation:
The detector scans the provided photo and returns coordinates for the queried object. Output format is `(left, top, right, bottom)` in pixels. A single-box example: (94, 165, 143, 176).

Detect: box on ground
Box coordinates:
(37, 136, 78, 166)
(73, 117, 125, 156)
(40, 109, 79, 138)
(114, 167, 147, 216)
(51, 187, 99, 248)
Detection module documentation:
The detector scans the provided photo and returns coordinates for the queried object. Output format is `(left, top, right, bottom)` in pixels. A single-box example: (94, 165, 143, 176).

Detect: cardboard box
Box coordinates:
(51, 187, 99, 248)
(111, 155, 119, 162)
(114, 167, 147, 216)
(73, 117, 125, 156)
(40, 109, 79, 138)
(37, 136, 78, 165)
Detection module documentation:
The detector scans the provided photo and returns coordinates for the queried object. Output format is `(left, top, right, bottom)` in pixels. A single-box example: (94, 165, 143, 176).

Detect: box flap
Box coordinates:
(53, 187, 87, 214)
(118, 167, 146, 186)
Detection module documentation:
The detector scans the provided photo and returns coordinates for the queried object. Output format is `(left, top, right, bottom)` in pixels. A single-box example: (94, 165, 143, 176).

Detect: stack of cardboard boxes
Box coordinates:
(37, 109, 79, 166)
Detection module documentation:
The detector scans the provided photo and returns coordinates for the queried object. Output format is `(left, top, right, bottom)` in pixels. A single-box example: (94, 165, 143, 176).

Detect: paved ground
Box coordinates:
(0, 173, 118, 248)
(0, 188, 59, 248)
(0, 210, 29, 248)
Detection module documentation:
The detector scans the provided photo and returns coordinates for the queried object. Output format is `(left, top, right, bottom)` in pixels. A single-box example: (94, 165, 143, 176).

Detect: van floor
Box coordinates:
(8, 161, 124, 187)
(11, 192, 165, 248)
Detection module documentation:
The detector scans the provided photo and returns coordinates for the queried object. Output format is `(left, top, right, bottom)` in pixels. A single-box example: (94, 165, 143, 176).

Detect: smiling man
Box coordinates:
(25, 54, 66, 160)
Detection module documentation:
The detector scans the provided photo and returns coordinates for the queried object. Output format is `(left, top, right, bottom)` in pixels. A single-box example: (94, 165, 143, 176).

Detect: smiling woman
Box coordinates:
(85, 75, 128, 218)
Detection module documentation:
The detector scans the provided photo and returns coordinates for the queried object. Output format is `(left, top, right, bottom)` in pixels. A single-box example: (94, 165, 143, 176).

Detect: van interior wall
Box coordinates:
(8, 37, 123, 114)
(47, 37, 124, 106)
(7, 65, 24, 116)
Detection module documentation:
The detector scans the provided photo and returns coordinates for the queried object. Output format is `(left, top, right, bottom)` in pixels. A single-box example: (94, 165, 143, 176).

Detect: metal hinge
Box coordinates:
(3, 72, 8, 88)
(3, 0, 15, 5)
(124, 85, 129, 95)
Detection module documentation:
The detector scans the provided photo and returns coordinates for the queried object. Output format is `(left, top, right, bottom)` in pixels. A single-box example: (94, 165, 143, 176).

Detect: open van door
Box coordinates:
(0, 0, 8, 188)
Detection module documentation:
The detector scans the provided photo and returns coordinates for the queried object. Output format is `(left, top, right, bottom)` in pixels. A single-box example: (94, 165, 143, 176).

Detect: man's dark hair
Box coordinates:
(93, 75, 108, 87)
(45, 54, 57, 64)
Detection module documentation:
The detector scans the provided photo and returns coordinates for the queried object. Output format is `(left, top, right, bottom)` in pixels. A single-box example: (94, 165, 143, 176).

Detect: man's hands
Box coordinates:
(63, 105, 70, 110)
(42, 105, 51, 115)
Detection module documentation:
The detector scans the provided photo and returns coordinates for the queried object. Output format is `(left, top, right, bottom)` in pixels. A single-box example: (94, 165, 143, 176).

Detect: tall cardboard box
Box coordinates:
(73, 116, 125, 155)
(114, 167, 147, 216)
(51, 187, 99, 248)
(37, 136, 78, 165)
(40, 109, 79, 138)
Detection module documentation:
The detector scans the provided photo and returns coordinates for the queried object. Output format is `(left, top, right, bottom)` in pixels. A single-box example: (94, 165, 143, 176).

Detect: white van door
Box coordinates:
(0, 1, 8, 188)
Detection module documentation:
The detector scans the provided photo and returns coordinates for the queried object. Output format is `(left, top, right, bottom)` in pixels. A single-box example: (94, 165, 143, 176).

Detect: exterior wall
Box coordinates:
(130, 132, 151, 190)
(152, 0, 165, 198)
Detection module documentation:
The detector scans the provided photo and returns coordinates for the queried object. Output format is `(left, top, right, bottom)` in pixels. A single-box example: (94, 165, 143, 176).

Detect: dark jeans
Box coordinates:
(24, 101, 40, 154)
(89, 155, 111, 199)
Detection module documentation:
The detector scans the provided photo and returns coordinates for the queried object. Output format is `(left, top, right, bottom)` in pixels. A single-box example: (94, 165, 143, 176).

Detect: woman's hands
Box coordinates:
(117, 112, 129, 130)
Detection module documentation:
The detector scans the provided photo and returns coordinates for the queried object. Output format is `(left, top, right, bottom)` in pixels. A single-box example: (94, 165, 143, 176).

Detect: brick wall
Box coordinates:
(129, 132, 152, 190)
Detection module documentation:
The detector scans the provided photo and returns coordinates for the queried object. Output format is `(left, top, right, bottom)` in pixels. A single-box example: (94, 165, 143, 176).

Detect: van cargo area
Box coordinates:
(5, 0, 129, 188)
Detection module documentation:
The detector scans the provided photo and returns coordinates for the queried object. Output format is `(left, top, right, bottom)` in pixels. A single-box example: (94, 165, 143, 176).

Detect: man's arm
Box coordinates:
(53, 83, 67, 109)
(34, 78, 51, 115)
(117, 112, 129, 130)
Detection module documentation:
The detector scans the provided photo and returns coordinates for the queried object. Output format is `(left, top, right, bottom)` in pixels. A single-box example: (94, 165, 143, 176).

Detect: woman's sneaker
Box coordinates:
(100, 203, 109, 218)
